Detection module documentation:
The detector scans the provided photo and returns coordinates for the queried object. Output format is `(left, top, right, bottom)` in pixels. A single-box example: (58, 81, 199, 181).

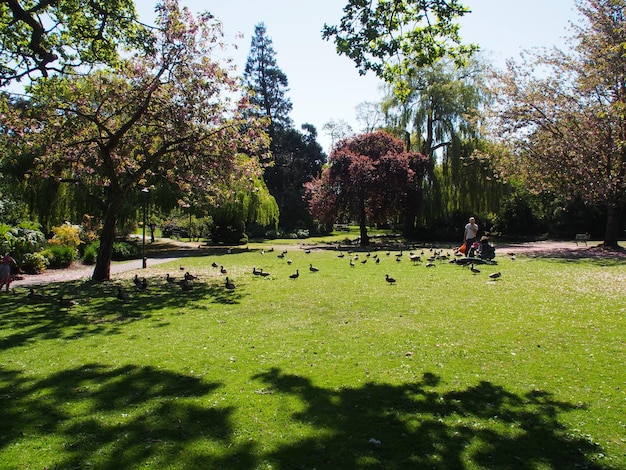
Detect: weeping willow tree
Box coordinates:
(208, 155, 279, 243)
(382, 57, 505, 233)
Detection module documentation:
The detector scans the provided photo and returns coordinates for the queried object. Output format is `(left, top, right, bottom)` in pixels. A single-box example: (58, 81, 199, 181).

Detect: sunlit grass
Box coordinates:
(0, 242, 624, 469)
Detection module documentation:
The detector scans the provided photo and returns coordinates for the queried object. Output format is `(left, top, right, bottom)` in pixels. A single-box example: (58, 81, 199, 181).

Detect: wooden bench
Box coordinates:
(575, 233, 590, 246)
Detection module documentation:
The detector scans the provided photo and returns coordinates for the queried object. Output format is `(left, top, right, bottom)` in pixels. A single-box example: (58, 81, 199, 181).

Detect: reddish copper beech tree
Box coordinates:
(305, 131, 430, 245)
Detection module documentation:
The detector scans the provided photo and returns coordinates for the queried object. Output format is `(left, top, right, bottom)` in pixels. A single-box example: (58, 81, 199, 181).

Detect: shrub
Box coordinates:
(3, 227, 46, 264)
(49, 223, 82, 250)
(21, 252, 49, 274)
(43, 245, 76, 268)
(113, 241, 139, 260)
(82, 243, 98, 265)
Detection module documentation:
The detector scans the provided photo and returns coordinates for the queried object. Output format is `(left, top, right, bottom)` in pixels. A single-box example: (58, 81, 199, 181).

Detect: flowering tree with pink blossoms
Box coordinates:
(3, 0, 269, 280)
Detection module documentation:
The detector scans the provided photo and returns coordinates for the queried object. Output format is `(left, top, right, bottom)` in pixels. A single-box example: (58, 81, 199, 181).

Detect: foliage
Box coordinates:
(491, 0, 626, 246)
(305, 131, 430, 245)
(49, 222, 82, 249)
(323, 0, 478, 97)
(264, 125, 326, 231)
(20, 251, 48, 273)
(2, 226, 45, 264)
(243, 22, 293, 141)
(81, 242, 98, 265)
(2, 0, 269, 281)
(0, 0, 152, 86)
(42, 244, 76, 269)
(0, 247, 624, 467)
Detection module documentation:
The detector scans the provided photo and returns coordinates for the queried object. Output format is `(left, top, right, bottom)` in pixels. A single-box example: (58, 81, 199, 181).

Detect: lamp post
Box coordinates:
(141, 188, 149, 268)
(182, 202, 191, 242)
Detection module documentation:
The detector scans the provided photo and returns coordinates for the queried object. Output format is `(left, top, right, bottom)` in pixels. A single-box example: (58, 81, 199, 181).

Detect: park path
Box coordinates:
(12, 256, 182, 288)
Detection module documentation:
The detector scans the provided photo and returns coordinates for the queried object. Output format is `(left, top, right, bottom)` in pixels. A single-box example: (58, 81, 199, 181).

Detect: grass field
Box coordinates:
(1, 238, 625, 469)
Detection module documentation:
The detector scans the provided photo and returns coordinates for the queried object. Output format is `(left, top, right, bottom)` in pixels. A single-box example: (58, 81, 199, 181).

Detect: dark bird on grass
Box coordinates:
(470, 264, 481, 274)
(211, 262, 218, 268)
(305, 249, 311, 254)
(426, 262, 436, 268)
(181, 279, 194, 291)
(410, 255, 421, 263)
(361, 259, 367, 264)
(277, 252, 285, 259)
(385, 274, 396, 284)
(253, 267, 262, 276)
(309, 264, 319, 272)
(136, 278, 148, 291)
(28, 288, 46, 301)
(133, 274, 142, 286)
(180, 265, 185, 271)
(287, 259, 292, 265)
(395, 251, 403, 258)
(166, 273, 176, 283)
(58, 296, 76, 309)
(510, 254, 516, 261)
(338, 252, 345, 258)
(260, 249, 265, 255)
(117, 288, 130, 301)
(350, 260, 355, 267)
(290, 269, 299, 279)
(489, 272, 502, 279)
(268, 247, 274, 252)
(184, 272, 198, 281)
(220, 266, 227, 274)
(395, 257, 402, 263)
(225, 277, 236, 289)
(376, 258, 380, 264)
(260, 270, 270, 277)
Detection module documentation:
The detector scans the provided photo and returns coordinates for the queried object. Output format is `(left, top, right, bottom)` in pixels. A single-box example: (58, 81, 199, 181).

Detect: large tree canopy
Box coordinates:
(323, 0, 477, 96)
(1, 0, 269, 280)
(0, 0, 151, 86)
(305, 130, 430, 245)
(491, 0, 626, 247)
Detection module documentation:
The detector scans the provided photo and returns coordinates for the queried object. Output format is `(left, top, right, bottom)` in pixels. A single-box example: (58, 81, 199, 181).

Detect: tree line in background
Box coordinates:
(0, 0, 624, 280)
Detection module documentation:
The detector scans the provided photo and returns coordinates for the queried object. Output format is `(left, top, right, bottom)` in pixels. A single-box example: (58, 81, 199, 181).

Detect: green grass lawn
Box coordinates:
(1, 241, 625, 469)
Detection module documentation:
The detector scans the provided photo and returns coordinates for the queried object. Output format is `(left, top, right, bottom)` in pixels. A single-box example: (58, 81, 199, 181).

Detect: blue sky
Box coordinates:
(134, 0, 580, 152)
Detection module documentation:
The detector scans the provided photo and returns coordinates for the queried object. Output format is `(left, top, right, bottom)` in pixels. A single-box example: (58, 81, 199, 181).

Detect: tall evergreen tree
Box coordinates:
(243, 22, 293, 144)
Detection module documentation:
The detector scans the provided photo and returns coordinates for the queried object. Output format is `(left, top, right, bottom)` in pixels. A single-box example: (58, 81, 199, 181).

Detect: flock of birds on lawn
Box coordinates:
(26, 244, 506, 309)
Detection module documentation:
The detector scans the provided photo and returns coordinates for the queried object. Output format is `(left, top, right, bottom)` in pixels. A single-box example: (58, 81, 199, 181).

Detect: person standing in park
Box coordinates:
(463, 217, 479, 257)
(0, 254, 16, 292)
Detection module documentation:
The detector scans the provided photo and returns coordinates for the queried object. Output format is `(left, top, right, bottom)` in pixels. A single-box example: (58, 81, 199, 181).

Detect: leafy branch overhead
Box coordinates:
(323, 0, 478, 92)
(0, 0, 152, 85)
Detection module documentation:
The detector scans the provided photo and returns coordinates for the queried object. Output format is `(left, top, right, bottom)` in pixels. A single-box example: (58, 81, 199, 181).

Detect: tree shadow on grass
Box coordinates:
(0, 364, 255, 469)
(0, 279, 246, 351)
(252, 368, 614, 469)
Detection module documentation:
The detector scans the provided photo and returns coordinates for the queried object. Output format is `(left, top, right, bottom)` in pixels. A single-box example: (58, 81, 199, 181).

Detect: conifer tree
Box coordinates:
(243, 22, 293, 144)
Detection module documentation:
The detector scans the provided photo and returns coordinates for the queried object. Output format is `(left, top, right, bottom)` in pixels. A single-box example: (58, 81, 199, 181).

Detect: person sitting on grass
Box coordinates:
(477, 236, 495, 260)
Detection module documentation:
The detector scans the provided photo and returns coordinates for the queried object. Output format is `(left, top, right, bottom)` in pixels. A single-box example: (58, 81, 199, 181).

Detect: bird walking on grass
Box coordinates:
(309, 264, 319, 272)
(58, 296, 76, 309)
(290, 269, 299, 279)
(117, 288, 130, 301)
(489, 272, 502, 280)
(225, 277, 236, 289)
(385, 274, 396, 284)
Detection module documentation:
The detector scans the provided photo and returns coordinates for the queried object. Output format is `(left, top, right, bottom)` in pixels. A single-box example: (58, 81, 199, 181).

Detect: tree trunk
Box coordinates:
(603, 201, 624, 248)
(359, 190, 369, 246)
(92, 196, 124, 281)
